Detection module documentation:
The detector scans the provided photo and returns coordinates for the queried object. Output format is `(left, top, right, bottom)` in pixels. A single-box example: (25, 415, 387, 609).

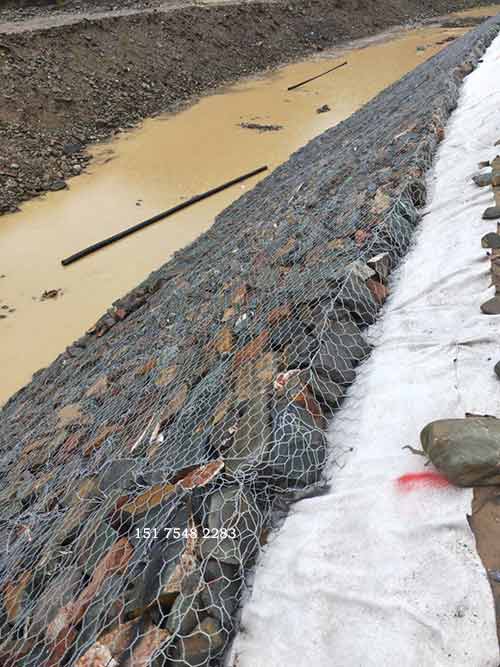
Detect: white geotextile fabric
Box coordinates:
(232, 34, 500, 667)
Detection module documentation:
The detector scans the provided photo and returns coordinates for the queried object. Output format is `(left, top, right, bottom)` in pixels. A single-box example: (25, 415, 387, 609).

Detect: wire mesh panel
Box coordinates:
(0, 16, 499, 667)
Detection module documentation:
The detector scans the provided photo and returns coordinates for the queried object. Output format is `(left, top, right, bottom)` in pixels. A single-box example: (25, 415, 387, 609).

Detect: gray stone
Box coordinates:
(76, 521, 118, 576)
(473, 172, 492, 187)
(312, 339, 356, 385)
(305, 369, 344, 413)
(318, 317, 371, 362)
(420, 417, 500, 486)
(482, 206, 500, 220)
(165, 590, 201, 636)
(481, 232, 500, 249)
(29, 566, 83, 636)
(200, 487, 262, 565)
(481, 296, 500, 315)
(335, 274, 378, 325)
(167, 616, 225, 666)
(225, 393, 272, 475)
(98, 458, 140, 493)
(62, 142, 82, 156)
(49, 179, 67, 191)
(494, 360, 500, 379)
(201, 560, 242, 628)
(269, 397, 327, 487)
(284, 335, 319, 368)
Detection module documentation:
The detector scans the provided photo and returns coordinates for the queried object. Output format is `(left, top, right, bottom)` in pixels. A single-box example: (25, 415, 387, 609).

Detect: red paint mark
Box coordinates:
(396, 471, 450, 492)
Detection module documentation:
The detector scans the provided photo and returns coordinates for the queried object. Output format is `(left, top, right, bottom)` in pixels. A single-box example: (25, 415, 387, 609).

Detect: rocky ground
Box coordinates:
(0, 14, 498, 666)
(0, 0, 499, 213)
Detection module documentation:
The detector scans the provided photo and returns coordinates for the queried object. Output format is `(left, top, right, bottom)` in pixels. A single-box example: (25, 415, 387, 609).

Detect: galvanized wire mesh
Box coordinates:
(0, 17, 499, 667)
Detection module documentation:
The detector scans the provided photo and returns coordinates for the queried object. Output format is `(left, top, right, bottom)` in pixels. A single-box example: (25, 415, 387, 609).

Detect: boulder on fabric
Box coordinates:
(420, 417, 500, 486)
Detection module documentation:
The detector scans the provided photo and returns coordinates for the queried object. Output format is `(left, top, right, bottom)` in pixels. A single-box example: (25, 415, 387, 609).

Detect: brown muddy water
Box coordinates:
(0, 9, 498, 404)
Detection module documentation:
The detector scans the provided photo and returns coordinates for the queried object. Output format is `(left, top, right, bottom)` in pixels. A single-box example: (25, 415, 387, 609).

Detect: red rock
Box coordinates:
(155, 365, 177, 387)
(177, 459, 224, 490)
(235, 351, 277, 400)
(47, 538, 133, 650)
(83, 425, 120, 457)
(120, 483, 175, 515)
(75, 644, 118, 667)
(161, 383, 189, 423)
(233, 330, 269, 368)
(232, 283, 249, 305)
(3, 571, 30, 623)
(268, 303, 291, 326)
(122, 625, 170, 667)
(354, 229, 369, 246)
(55, 431, 83, 462)
(57, 402, 85, 428)
(366, 278, 389, 304)
(214, 326, 234, 353)
(85, 375, 108, 398)
(98, 620, 136, 657)
(136, 358, 157, 376)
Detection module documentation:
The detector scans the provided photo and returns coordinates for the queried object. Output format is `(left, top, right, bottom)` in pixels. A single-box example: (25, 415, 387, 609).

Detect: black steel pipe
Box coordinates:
(61, 165, 268, 266)
(287, 61, 348, 91)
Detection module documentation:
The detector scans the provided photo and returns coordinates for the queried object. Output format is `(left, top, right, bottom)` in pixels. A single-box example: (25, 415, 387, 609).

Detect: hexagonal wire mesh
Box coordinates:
(0, 17, 499, 667)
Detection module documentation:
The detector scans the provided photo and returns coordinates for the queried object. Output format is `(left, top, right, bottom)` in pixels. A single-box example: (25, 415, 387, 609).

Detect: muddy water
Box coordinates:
(0, 16, 496, 403)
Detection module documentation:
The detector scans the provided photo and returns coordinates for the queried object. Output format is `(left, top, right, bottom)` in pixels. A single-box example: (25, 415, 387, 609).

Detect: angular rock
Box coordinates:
(335, 274, 379, 325)
(367, 252, 390, 283)
(234, 352, 277, 401)
(122, 623, 170, 667)
(85, 375, 108, 398)
(164, 589, 200, 636)
(201, 559, 241, 627)
(57, 402, 85, 428)
(366, 278, 389, 305)
(305, 368, 344, 414)
(98, 459, 139, 494)
(224, 393, 272, 475)
(213, 326, 234, 354)
(233, 330, 269, 368)
(200, 487, 262, 565)
(167, 616, 224, 666)
(283, 335, 319, 369)
(96, 619, 136, 658)
(312, 338, 356, 385)
(29, 567, 83, 636)
(3, 571, 31, 624)
(269, 391, 327, 487)
(75, 644, 118, 667)
(120, 483, 175, 516)
(75, 522, 119, 576)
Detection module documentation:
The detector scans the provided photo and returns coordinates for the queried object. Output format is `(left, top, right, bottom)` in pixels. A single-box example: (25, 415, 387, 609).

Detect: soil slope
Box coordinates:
(0, 0, 499, 213)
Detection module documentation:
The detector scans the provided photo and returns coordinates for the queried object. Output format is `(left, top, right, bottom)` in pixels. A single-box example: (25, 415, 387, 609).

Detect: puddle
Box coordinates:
(0, 14, 496, 404)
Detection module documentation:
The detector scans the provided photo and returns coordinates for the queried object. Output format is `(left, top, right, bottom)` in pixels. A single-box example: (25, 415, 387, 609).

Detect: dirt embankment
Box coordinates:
(0, 15, 499, 666)
(0, 0, 499, 214)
